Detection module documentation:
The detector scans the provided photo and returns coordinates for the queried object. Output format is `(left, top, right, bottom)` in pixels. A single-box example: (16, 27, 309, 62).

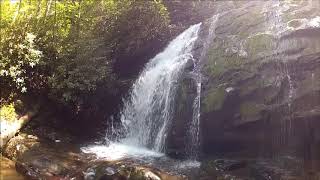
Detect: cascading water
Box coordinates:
(268, 0, 296, 154)
(186, 70, 202, 159)
(119, 23, 202, 152)
(186, 15, 220, 159)
(82, 23, 202, 160)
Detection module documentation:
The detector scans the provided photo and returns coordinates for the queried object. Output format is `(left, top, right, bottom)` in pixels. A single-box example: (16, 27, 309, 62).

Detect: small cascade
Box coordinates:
(285, 66, 294, 132)
(268, 0, 295, 154)
(119, 23, 202, 153)
(186, 71, 201, 159)
(186, 15, 220, 159)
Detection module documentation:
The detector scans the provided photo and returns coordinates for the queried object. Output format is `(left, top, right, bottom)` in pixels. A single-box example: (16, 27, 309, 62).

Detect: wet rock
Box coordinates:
(105, 167, 117, 176)
(166, 75, 198, 158)
(166, 147, 186, 159)
(2, 133, 94, 179)
(198, 157, 314, 180)
(214, 159, 247, 171)
(200, 158, 247, 179)
(200, 0, 320, 158)
(2, 131, 184, 180)
(83, 161, 184, 180)
(3, 133, 40, 161)
(144, 171, 161, 180)
(250, 164, 276, 180)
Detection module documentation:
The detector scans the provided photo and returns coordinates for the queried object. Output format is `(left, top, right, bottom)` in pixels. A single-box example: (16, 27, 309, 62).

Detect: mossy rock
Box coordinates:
(287, 19, 303, 29)
(246, 33, 274, 60)
(239, 77, 265, 97)
(301, 38, 320, 56)
(203, 86, 226, 112)
(283, 6, 320, 23)
(205, 40, 246, 78)
(239, 102, 264, 123)
(237, 10, 266, 38)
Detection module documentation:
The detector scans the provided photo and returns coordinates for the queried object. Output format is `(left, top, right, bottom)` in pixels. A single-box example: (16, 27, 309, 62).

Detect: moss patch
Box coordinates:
(205, 42, 246, 78)
(203, 86, 226, 112)
(237, 11, 266, 38)
(246, 33, 274, 59)
(239, 102, 263, 121)
(239, 77, 266, 97)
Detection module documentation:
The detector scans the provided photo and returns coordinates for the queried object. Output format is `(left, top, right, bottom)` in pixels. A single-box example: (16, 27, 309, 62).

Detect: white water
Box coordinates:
(187, 15, 219, 159)
(82, 23, 202, 160)
(120, 23, 201, 152)
(81, 142, 163, 161)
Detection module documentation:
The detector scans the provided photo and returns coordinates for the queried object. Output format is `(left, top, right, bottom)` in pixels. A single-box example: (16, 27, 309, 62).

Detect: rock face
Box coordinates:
(199, 0, 320, 161)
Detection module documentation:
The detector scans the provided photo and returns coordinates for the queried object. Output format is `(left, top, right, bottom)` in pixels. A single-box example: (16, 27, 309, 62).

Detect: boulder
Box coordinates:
(2, 133, 93, 179)
(82, 161, 185, 180)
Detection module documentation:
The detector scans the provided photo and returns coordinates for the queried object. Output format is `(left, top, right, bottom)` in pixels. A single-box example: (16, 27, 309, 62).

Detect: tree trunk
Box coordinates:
(0, 111, 37, 150)
(12, 0, 22, 23)
(44, 0, 53, 21)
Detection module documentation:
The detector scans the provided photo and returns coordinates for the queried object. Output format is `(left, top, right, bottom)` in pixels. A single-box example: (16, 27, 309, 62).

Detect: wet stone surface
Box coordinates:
(2, 131, 320, 180)
(2, 133, 186, 180)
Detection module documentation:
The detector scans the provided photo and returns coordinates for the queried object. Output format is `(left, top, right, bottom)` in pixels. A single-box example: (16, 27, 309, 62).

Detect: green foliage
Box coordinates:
(49, 55, 113, 104)
(0, 103, 18, 122)
(0, 0, 170, 112)
(0, 29, 42, 92)
(104, 0, 170, 55)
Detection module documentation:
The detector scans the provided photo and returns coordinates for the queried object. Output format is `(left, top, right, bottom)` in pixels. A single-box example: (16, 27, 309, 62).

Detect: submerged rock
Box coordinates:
(214, 159, 247, 172)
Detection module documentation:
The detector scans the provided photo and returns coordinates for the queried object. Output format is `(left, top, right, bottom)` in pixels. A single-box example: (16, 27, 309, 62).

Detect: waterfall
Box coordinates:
(186, 73, 202, 159)
(82, 24, 202, 160)
(119, 23, 202, 152)
(186, 15, 220, 159)
(266, 0, 295, 154)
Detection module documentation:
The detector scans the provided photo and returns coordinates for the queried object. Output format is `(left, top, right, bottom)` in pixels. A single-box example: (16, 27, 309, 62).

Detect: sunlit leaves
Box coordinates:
(0, 29, 42, 92)
(0, 0, 170, 111)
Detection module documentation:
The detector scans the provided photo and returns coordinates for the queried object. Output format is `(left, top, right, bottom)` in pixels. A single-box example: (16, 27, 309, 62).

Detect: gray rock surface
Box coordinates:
(199, 1, 320, 159)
